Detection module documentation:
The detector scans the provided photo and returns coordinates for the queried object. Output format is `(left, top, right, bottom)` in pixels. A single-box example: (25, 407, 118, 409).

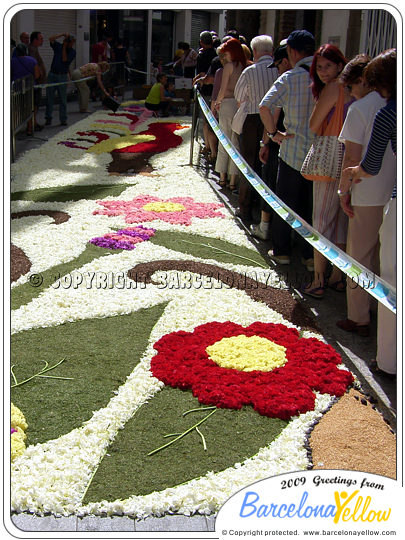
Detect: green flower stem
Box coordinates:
(37, 375, 75, 380)
(148, 408, 217, 457)
(195, 426, 207, 451)
(180, 240, 267, 268)
(10, 366, 18, 386)
(81, 446, 110, 503)
(11, 358, 69, 388)
(182, 406, 216, 417)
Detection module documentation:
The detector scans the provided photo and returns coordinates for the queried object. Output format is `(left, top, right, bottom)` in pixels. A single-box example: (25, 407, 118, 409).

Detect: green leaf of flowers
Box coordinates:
(149, 231, 268, 267)
(11, 243, 121, 310)
(11, 183, 134, 203)
(11, 303, 168, 445)
(82, 386, 287, 503)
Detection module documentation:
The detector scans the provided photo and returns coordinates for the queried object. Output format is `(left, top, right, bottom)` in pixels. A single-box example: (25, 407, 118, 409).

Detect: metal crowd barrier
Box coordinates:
(11, 74, 34, 162)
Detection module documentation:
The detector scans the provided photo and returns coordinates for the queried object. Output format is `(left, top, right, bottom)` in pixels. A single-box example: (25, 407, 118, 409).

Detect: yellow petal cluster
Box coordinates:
(142, 202, 186, 213)
(206, 335, 287, 372)
(11, 404, 28, 462)
(11, 403, 28, 431)
(86, 134, 155, 154)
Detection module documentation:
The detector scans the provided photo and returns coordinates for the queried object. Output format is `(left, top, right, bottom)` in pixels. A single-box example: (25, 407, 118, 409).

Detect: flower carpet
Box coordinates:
(10, 105, 395, 520)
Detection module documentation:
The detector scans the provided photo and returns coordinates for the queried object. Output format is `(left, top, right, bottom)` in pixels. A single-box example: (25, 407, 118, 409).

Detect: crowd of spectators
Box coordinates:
(193, 28, 396, 379)
(10, 29, 133, 132)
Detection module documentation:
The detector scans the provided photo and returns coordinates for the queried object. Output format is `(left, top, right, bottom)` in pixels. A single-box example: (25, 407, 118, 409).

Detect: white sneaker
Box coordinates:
(250, 223, 270, 240)
(268, 250, 290, 265)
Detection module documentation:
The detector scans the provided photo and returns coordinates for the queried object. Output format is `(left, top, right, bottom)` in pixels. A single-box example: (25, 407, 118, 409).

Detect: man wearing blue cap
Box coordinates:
(259, 30, 315, 270)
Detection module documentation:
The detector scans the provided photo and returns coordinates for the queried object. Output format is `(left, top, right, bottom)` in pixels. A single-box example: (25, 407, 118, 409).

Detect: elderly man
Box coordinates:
(11, 32, 30, 57)
(259, 30, 315, 270)
(233, 34, 279, 220)
(19, 32, 30, 46)
(45, 33, 76, 126)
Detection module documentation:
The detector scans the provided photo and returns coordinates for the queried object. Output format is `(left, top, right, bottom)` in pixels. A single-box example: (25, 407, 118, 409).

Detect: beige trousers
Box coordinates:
(215, 98, 240, 176)
(376, 198, 396, 374)
(346, 205, 383, 324)
(71, 68, 90, 111)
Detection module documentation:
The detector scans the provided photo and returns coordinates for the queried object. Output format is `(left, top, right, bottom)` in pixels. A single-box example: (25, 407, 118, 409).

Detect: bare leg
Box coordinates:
(207, 128, 218, 159)
(218, 172, 227, 186)
(328, 243, 346, 289)
(261, 210, 270, 224)
(229, 174, 238, 189)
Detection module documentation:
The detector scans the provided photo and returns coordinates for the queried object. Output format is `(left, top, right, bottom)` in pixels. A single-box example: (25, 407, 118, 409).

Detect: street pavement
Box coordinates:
(9, 92, 397, 535)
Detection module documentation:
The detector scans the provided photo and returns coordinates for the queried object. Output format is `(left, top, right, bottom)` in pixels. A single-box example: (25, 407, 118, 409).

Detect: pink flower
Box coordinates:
(93, 195, 224, 226)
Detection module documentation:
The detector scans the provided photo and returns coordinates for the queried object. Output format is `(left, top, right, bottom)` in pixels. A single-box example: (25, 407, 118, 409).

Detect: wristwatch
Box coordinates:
(267, 130, 278, 139)
(259, 140, 269, 148)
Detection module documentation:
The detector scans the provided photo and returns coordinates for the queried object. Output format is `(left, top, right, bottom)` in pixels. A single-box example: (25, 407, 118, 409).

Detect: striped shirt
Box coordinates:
(361, 99, 396, 199)
(234, 55, 279, 114)
(361, 99, 396, 173)
(260, 56, 315, 171)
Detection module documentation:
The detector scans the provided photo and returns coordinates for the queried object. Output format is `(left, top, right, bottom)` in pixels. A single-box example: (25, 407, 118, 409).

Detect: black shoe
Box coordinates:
(369, 361, 396, 381)
(35, 123, 44, 131)
(234, 207, 250, 220)
(61, 121, 68, 126)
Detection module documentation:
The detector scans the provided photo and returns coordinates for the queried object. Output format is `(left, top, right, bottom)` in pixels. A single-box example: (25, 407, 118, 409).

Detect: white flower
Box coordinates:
(11, 110, 338, 519)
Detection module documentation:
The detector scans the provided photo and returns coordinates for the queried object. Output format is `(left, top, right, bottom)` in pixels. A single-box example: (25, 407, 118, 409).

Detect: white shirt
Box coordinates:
(234, 55, 279, 115)
(339, 91, 396, 206)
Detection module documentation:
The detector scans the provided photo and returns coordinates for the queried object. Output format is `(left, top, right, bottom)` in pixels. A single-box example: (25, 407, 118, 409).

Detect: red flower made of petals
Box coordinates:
(151, 322, 353, 420)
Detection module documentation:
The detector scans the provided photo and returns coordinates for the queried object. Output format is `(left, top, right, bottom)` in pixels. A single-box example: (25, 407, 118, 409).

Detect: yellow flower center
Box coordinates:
(86, 133, 155, 154)
(143, 202, 186, 213)
(206, 335, 287, 372)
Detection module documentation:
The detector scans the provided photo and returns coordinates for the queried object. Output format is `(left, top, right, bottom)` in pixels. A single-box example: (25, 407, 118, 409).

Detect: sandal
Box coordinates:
(328, 279, 346, 292)
(336, 318, 370, 337)
(228, 183, 237, 190)
(301, 285, 325, 299)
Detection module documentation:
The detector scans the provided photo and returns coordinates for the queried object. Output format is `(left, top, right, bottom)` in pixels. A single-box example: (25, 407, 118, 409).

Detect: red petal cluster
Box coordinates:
(114, 122, 187, 153)
(151, 322, 353, 420)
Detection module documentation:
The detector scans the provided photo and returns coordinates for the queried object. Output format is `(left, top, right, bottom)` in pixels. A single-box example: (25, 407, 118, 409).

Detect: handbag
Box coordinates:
(102, 95, 120, 112)
(301, 85, 345, 182)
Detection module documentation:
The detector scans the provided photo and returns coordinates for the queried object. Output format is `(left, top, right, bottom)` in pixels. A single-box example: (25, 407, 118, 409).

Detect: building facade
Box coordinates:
(10, 8, 397, 84)
(10, 8, 226, 83)
(227, 8, 397, 59)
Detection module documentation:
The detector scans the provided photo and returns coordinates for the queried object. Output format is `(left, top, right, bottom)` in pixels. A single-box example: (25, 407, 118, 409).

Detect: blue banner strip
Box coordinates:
(197, 90, 396, 314)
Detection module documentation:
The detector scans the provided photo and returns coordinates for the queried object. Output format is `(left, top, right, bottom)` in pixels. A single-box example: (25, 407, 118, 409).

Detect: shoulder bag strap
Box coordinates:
(322, 84, 345, 136)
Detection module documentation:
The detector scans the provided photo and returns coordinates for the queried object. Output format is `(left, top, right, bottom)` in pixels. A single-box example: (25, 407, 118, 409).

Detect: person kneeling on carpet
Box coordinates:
(145, 73, 170, 116)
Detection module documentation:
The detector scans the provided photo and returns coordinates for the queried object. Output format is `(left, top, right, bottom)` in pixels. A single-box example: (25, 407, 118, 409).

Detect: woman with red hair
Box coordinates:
(302, 44, 354, 299)
(212, 38, 247, 189)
